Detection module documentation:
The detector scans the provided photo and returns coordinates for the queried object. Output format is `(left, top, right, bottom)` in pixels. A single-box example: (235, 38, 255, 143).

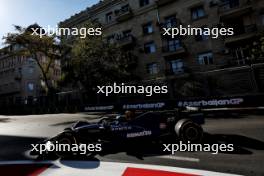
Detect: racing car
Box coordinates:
(31, 108, 204, 159)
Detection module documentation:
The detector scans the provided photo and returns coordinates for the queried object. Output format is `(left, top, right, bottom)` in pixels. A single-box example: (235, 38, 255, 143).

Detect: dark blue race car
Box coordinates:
(32, 108, 204, 159)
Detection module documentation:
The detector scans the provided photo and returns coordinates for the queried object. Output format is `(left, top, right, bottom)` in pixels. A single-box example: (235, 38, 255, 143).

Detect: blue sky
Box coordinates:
(0, 0, 99, 47)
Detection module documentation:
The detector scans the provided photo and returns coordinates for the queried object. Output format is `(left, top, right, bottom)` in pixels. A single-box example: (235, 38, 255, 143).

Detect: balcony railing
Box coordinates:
(225, 24, 257, 43)
(165, 67, 186, 76)
(219, 0, 240, 12)
(158, 20, 180, 37)
(116, 35, 135, 46)
(14, 73, 22, 80)
(159, 20, 178, 29)
(162, 44, 186, 56)
(115, 6, 133, 22)
(218, 0, 252, 15)
(0, 84, 20, 95)
(244, 24, 257, 33)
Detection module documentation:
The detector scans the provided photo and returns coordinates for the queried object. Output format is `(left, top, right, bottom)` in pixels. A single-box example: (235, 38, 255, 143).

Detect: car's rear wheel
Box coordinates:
(175, 119, 203, 143)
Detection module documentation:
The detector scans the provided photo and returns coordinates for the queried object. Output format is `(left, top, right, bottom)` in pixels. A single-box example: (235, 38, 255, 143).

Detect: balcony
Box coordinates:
(158, 20, 178, 29)
(14, 73, 22, 81)
(165, 68, 185, 76)
(155, 0, 175, 6)
(115, 6, 133, 22)
(218, 0, 252, 19)
(0, 84, 20, 95)
(116, 35, 135, 47)
(162, 45, 186, 57)
(225, 24, 257, 44)
(158, 20, 179, 37)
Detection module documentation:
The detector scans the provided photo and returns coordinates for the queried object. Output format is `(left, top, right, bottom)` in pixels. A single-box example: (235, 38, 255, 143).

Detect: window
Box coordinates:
(191, 6, 205, 20)
(13, 44, 22, 51)
(115, 4, 131, 16)
(164, 15, 177, 28)
(222, 0, 239, 9)
(28, 66, 34, 74)
(121, 4, 130, 12)
(171, 59, 184, 73)
(106, 12, 113, 23)
(261, 14, 264, 26)
(55, 59, 61, 66)
(27, 83, 34, 92)
(139, 0, 149, 7)
(147, 63, 159, 74)
(143, 22, 153, 35)
(198, 52, 213, 65)
(167, 39, 181, 51)
(231, 47, 248, 65)
(123, 30, 132, 37)
(230, 0, 239, 8)
(195, 27, 209, 41)
(18, 67, 22, 74)
(144, 42, 156, 54)
(107, 35, 115, 44)
(28, 58, 35, 65)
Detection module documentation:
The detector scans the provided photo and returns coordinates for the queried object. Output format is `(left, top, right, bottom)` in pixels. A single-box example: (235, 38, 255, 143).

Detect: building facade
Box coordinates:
(0, 45, 61, 106)
(60, 0, 264, 98)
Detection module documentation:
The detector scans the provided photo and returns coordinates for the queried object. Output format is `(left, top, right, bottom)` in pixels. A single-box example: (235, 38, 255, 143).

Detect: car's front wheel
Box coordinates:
(55, 131, 78, 158)
(55, 131, 97, 159)
(175, 119, 203, 143)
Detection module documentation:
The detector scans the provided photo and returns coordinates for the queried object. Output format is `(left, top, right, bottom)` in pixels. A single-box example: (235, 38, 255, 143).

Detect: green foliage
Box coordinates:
(3, 24, 65, 94)
(63, 21, 138, 91)
(175, 75, 205, 97)
(249, 31, 264, 60)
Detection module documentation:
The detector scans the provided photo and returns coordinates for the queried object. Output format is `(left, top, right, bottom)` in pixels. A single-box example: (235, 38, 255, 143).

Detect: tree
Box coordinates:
(248, 31, 264, 61)
(3, 24, 68, 96)
(174, 73, 206, 97)
(62, 22, 138, 94)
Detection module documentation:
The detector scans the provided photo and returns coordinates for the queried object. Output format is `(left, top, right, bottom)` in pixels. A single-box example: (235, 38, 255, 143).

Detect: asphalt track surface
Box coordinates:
(0, 113, 263, 175)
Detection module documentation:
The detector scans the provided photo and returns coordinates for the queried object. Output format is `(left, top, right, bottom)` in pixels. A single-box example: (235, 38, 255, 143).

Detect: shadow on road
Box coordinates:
(203, 133, 264, 154)
(0, 134, 101, 170)
(93, 132, 264, 159)
(0, 118, 12, 123)
(0, 135, 45, 161)
(0, 132, 263, 169)
(59, 158, 100, 169)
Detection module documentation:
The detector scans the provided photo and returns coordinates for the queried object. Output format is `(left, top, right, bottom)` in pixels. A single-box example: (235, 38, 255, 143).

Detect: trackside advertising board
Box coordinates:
(84, 94, 264, 111)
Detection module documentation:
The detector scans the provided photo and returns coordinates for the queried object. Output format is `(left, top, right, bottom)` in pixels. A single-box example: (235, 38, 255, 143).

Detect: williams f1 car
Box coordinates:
(31, 108, 204, 159)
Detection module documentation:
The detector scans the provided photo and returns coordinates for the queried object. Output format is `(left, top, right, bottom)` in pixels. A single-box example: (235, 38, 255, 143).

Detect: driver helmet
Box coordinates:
(125, 110, 135, 121)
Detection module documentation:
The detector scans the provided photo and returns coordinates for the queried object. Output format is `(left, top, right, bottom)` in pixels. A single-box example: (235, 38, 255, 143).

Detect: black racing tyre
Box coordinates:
(55, 132, 78, 158)
(175, 119, 203, 143)
(64, 128, 72, 132)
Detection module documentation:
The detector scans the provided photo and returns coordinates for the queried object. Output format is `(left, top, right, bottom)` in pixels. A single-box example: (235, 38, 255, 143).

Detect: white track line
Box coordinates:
(155, 155, 200, 162)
